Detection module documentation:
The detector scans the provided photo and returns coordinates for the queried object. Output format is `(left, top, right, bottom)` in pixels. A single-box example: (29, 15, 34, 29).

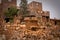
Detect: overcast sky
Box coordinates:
(17, 0, 60, 19)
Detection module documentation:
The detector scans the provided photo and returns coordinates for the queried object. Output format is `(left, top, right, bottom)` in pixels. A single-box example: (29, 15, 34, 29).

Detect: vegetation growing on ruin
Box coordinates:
(20, 0, 29, 19)
(4, 6, 18, 23)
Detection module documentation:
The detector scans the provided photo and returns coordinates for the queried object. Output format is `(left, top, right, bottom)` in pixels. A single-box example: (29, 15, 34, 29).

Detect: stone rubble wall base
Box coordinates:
(0, 22, 60, 40)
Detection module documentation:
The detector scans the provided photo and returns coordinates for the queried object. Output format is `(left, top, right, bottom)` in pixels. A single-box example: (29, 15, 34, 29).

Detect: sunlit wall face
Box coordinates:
(14, 0, 60, 19)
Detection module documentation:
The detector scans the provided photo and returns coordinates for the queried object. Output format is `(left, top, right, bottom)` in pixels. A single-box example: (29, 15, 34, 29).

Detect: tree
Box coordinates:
(4, 6, 18, 22)
(5, 6, 18, 18)
(20, 0, 28, 18)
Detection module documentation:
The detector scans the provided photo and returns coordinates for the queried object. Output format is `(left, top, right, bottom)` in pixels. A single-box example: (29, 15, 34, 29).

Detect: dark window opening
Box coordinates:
(46, 16, 49, 22)
(55, 21, 57, 25)
(17, 9, 19, 11)
(8, 8, 10, 11)
(5, 18, 10, 23)
(46, 16, 49, 19)
(30, 15, 35, 17)
(25, 15, 36, 17)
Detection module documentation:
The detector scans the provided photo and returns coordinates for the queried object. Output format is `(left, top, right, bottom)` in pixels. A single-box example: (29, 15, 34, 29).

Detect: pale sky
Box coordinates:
(17, 0, 60, 19)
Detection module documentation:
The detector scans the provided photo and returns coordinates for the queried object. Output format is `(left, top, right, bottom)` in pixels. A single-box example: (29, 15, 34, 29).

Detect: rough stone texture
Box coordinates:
(0, 1, 60, 40)
(0, 20, 60, 40)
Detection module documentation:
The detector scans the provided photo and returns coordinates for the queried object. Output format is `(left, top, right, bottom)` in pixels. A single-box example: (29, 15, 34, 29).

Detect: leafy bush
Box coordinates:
(4, 6, 18, 22)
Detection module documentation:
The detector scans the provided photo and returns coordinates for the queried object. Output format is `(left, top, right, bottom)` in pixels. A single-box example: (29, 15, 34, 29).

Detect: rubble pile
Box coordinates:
(0, 22, 60, 40)
(0, 1, 60, 40)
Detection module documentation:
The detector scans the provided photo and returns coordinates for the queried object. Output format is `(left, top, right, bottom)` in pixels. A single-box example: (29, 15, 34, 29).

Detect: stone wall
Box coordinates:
(0, 1, 60, 40)
(0, 17, 60, 40)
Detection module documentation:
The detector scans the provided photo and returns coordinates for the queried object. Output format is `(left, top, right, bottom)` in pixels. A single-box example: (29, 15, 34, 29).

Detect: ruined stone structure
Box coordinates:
(0, 0, 60, 40)
(0, 0, 16, 19)
(0, 0, 16, 27)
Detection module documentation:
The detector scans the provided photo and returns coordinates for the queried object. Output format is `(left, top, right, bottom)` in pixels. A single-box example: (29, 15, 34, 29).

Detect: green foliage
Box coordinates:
(9, 18, 14, 23)
(5, 6, 18, 18)
(20, 0, 28, 17)
(4, 6, 18, 22)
